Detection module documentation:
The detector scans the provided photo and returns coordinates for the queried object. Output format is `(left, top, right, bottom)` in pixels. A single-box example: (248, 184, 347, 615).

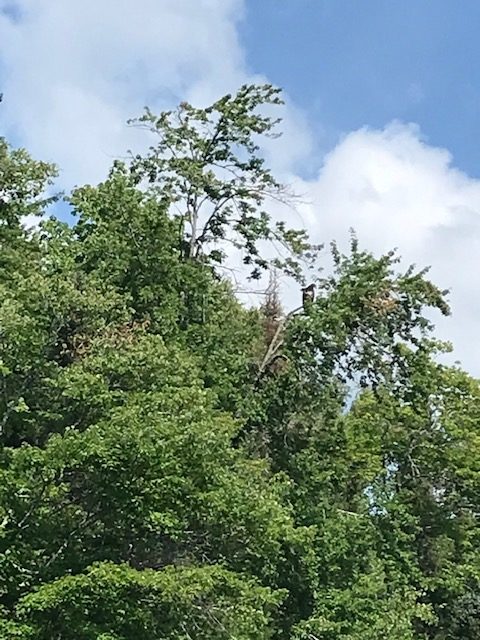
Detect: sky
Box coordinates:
(1, 0, 480, 374)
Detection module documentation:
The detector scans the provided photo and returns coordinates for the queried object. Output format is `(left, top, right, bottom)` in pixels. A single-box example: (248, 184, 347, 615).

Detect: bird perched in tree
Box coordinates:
(302, 283, 316, 308)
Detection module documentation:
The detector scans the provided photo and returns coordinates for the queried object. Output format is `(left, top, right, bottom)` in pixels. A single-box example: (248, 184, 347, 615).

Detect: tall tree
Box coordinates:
(128, 84, 318, 281)
(0, 86, 478, 640)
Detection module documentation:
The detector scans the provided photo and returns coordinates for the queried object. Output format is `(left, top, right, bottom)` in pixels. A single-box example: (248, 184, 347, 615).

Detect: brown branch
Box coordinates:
(255, 305, 303, 383)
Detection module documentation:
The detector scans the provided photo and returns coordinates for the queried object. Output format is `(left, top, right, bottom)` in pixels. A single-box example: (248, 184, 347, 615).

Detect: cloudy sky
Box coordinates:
(1, 0, 480, 373)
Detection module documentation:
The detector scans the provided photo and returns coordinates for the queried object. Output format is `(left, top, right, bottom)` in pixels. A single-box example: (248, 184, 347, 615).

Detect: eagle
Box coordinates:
(302, 283, 315, 308)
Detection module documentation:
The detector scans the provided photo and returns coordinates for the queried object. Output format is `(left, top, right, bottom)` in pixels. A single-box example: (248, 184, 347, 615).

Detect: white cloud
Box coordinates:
(0, 0, 246, 186)
(1, 2, 480, 374)
(292, 122, 480, 373)
(0, 0, 311, 188)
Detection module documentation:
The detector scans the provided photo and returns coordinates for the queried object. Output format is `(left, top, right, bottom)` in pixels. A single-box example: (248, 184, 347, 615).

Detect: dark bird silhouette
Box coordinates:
(302, 283, 316, 308)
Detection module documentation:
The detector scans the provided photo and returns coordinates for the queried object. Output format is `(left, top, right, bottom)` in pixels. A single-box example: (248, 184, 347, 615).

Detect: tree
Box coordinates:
(0, 85, 478, 640)
(0, 137, 57, 279)
(128, 84, 318, 281)
(12, 563, 284, 640)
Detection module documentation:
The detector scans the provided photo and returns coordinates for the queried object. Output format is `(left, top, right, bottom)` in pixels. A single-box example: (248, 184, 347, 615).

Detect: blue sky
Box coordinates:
(1, 0, 480, 373)
(242, 0, 480, 176)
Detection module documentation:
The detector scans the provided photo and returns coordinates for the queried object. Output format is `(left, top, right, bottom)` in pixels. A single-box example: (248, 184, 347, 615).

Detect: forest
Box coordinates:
(0, 84, 479, 639)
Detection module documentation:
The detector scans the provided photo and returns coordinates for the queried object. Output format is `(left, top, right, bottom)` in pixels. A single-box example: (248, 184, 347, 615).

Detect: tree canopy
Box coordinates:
(0, 84, 478, 640)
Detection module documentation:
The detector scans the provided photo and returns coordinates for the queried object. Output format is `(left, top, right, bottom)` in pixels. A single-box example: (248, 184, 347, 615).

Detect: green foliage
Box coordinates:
(128, 84, 318, 280)
(0, 137, 57, 225)
(0, 85, 477, 640)
(286, 237, 449, 391)
(0, 138, 57, 281)
(0, 386, 304, 608)
(15, 563, 283, 640)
